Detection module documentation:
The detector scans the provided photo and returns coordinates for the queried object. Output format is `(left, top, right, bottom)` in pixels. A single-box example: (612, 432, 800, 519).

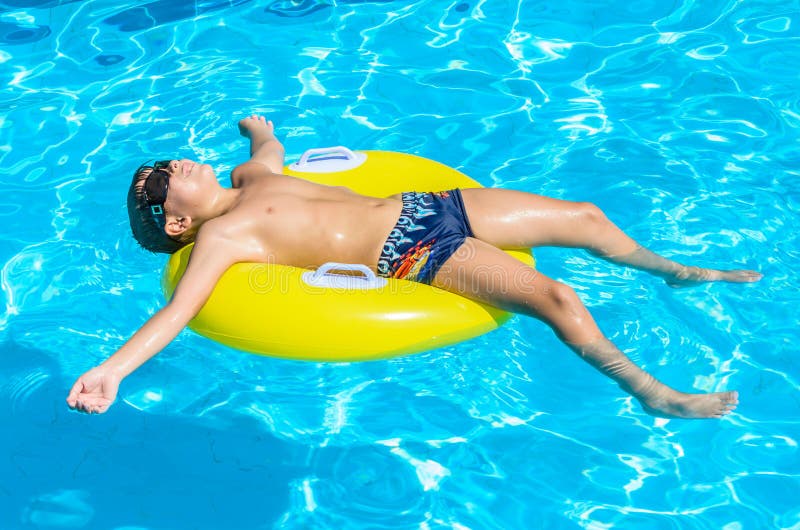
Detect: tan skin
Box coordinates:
(67, 115, 762, 418)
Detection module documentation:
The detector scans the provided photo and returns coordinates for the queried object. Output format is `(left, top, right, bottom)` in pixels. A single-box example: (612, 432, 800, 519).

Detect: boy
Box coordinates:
(67, 115, 762, 417)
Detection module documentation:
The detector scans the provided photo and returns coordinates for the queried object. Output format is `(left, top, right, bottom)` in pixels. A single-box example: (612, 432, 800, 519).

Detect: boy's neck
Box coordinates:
(194, 187, 242, 226)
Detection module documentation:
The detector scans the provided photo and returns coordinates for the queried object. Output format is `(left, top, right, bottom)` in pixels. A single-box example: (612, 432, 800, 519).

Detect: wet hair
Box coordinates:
(126, 162, 189, 254)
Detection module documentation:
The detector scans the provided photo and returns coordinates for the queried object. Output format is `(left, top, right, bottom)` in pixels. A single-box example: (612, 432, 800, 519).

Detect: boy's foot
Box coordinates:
(639, 390, 739, 419)
(666, 266, 763, 287)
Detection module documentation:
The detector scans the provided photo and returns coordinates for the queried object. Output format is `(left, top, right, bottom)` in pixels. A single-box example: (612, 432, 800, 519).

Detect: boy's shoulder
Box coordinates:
(196, 211, 243, 239)
(192, 214, 263, 264)
(231, 160, 279, 188)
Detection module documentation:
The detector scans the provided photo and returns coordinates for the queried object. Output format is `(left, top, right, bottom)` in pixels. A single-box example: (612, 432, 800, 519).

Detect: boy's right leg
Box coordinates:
(460, 188, 762, 286)
(433, 237, 739, 419)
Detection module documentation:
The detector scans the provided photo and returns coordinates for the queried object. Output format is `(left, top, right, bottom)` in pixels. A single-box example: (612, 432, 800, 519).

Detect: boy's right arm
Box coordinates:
(67, 228, 244, 414)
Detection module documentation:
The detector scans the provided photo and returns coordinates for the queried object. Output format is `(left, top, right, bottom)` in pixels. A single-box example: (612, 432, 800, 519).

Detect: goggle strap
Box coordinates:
(150, 204, 164, 216)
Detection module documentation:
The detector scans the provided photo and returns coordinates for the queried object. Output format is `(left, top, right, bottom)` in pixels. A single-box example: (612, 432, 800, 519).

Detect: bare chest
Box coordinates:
(231, 190, 400, 269)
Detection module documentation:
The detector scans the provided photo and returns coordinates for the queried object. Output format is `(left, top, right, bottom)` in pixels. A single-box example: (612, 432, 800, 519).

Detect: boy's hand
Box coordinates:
(66, 366, 121, 414)
(238, 114, 275, 139)
(236, 114, 285, 173)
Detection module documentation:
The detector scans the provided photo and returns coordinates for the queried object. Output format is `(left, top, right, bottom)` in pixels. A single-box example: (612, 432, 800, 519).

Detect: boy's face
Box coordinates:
(158, 159, 218, 213)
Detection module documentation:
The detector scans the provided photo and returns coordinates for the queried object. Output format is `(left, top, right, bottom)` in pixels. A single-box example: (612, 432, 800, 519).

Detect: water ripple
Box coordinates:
(1, 0, 798, 528)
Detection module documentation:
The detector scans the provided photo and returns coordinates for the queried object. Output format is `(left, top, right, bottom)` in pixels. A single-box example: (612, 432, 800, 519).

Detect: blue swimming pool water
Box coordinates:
(1, 1, 798, 528)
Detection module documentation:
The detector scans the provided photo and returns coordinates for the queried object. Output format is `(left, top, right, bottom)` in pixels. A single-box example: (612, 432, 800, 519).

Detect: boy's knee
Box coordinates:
(547, 282, 583, 313)
(576, 201, 608, 225)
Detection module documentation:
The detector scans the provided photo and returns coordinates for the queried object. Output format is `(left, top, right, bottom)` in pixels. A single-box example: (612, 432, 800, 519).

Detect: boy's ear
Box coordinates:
(164, 216, 192, 238)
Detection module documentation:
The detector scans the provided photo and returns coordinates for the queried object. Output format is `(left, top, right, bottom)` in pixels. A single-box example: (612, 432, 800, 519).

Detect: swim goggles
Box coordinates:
(142, 160, 171, 228)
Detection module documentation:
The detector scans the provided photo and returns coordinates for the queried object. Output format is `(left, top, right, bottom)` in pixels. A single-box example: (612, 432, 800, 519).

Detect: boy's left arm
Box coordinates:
(237, 115, 285, 174)
(66, 227, 245, 414)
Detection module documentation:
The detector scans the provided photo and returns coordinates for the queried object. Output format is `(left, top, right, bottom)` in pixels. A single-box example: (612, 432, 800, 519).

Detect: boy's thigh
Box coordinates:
(460, 188, 596, 248)
(432, 237, 550, 312)
(433, 238, 600, 342)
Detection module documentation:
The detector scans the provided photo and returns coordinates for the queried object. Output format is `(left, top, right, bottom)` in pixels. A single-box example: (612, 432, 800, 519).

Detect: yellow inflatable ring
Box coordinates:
(162, 147, 534, 361)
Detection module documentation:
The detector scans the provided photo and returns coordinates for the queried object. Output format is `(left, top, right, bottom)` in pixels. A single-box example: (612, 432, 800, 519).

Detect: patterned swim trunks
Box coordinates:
(377, 189, 474, 285)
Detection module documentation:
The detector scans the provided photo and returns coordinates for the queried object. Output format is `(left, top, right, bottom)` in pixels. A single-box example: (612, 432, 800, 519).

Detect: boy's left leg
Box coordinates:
(432, 238, 739, 419)
(459, 188, 762, 286)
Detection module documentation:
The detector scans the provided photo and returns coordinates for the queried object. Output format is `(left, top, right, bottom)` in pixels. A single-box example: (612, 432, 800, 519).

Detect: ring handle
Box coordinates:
(289, 146, 367, 173)
(313, 262, 375, 278)
(296, 146, 358, 167)
(302, 262, 387, 289)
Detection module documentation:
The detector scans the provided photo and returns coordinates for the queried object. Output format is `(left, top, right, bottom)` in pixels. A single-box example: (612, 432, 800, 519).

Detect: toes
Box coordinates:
(717, 391, 739, 415)
(725, 390, 739, 404)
